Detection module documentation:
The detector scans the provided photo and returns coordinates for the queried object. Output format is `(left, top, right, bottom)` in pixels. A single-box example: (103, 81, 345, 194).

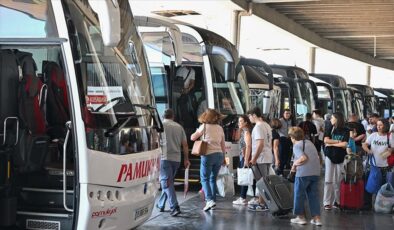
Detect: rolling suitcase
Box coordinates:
(340, 179, 364, 210)
(255, 172, 293, 216)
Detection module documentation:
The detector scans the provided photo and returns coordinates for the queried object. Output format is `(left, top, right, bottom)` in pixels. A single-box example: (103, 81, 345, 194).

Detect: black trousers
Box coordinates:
(278, 136, 292, 175)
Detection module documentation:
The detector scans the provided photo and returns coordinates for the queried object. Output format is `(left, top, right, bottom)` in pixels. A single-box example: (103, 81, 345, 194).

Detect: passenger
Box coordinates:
(346, 129, 357, 154)
(157, 109, 190, 216)
(191, 109, 226, 211)
(389, 116, 394, 133)
(298, 113, 317, 143)
(361, 115, 369, 132)
(323, 113, 332, 134)
(288, 127, 322, 226)
(367, 113, 379, 134)
(232, 115, 253, 205)
(323, 112, 349, 210)
(270, 118, 281, 172)
(278, 109, 293, 175)
(176, 66, 195, 94)
(345, 113, 366, 155)
(362, 118, 393, 210)
(246, 107, 272, 212)
(312, 109, 325, 154)
(221, 97, 235, 114)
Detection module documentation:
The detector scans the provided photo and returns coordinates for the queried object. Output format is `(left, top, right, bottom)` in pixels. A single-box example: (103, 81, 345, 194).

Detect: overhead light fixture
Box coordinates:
(252, 0, 320, 3)
(152, 10, 200, 18)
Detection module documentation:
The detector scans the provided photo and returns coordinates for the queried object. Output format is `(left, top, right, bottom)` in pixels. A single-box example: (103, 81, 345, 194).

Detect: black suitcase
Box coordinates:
(256, 174, 293, 216)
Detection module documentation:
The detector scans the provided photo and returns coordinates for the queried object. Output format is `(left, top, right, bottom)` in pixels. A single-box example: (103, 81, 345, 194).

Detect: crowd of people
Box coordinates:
(157, 106, 394, 225)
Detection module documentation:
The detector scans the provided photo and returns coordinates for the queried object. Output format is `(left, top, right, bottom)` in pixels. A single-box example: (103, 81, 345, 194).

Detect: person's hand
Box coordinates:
(249, 158, 257, 166)
(244, 161, 250, 168)
(275, 159, 280, 168)
(184, 160, 191, 169)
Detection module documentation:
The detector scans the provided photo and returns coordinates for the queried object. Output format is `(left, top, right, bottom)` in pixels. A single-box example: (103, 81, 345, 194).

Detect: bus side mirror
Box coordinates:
(88, 0, 120, 47)
(202, 45, 235, 82)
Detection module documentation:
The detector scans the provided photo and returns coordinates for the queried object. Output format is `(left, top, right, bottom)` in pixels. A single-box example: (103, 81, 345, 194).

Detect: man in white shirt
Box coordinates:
(247, 107, 272, 212)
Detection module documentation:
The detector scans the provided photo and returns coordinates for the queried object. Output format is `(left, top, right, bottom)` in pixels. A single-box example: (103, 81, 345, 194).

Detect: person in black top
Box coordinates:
(270, 118, 282, 171)
(345, 113, 366, 155)
(322, 112, 349, 210)
(298, 113, 318, 144)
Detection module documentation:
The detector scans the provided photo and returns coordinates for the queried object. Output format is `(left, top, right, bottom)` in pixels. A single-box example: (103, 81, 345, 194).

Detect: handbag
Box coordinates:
(237, 167, 254, 186)
(191, 124, 207, 156)
(385, 133, 394, 167)
(365, 155, 383, 194)
(324, 127, 346, 164)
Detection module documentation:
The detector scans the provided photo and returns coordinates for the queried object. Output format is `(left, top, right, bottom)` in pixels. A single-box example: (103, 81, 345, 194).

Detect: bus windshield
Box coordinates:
(294, 80, 315, 122)
(333, 89, 352, 119)
(210, 54, 245, 115)
(250, 88, 281, 119)
(65, 0, 156, 154)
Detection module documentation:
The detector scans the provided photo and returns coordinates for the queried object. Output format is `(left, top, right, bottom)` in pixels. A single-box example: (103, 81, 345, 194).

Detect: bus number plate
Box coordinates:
(134, 206, 149, 220)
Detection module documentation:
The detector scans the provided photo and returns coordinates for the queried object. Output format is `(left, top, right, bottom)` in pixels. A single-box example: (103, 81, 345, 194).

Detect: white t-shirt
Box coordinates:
(313, 117, 325, 141)
(251, 122, 273, 164)
(390, 123, 394, 133)
(366, 132, 394, 167)
(176, 66, 195, 88)
(197, 124, 224, 155)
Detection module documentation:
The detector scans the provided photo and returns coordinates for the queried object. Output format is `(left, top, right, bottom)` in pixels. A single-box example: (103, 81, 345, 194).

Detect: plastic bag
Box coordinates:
(374, 183, 394, 214)
(216, 174, 235, 198)
(237, 168, 253, 186)
(184, 167, 189, 198)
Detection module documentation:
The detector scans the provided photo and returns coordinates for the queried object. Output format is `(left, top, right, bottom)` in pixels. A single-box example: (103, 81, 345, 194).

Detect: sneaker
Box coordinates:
(324, 205, 332, 210)
(170, 207, 181, 217)
(156, 204, 164, 212)
(233, 197, 247, 205)
(247, 198, 259, 205)
(311, 219, 323, 226)
(248, 204, 269, 212)
(290, 217, 307, 225)
(203, 200, 216, 211)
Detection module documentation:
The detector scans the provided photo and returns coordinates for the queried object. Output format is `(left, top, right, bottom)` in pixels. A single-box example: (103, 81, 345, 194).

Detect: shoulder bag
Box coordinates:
(191, 124, 208, 156)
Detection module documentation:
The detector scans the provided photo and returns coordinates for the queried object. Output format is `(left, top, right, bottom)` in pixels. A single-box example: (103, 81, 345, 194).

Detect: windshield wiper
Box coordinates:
(132, 104, 164, 132)
(104, 115, 137, 137)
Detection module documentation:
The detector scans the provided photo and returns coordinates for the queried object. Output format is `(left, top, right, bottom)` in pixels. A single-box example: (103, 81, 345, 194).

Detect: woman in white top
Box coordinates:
(191, 109, 226, 211)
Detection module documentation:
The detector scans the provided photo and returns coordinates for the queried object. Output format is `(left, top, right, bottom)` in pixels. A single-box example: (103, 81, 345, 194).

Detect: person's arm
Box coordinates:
(362, 142, 372, 154)
(354, 134, 366, 142)
(293, 154, 308, 166)
(191, 125, 203, 141)
(244, 131, 252, 167)
(273, 139, 280, 168)
(182, 139, 190, 168)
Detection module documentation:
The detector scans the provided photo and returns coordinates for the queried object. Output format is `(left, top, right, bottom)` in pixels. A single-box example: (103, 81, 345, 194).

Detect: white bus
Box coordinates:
(0, 0, 162, 229)
(135, 16, 250, 179)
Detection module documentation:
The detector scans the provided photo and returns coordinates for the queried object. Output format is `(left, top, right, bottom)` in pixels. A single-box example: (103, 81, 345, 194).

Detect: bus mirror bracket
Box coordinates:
(88, 0, 121, 47)
(239, 57, 273, 90)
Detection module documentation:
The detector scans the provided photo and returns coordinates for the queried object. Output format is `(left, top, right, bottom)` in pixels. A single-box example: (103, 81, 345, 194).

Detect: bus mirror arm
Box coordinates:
(202, 45, 235, 82)
(239, 57, 274, 90)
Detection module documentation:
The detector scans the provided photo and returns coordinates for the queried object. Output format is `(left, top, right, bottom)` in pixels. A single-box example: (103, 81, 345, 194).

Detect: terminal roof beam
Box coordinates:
(232, 0, 394, 71)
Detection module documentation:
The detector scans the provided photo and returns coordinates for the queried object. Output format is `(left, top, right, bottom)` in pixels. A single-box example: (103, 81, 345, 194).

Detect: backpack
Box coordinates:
(343, 153, 363, 184)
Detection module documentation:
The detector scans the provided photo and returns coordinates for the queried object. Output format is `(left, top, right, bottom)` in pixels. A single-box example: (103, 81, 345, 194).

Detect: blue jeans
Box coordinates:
(158, 160, 180, 210)
(294, 176, 321, 217)
(239, 156, 249, 199)
(200, 152, 224, 202)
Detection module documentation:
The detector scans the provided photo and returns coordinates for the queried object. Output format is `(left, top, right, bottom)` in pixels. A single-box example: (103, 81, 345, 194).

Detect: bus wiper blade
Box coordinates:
(104, 115, 137, 137)
(132, 104, 164, 132)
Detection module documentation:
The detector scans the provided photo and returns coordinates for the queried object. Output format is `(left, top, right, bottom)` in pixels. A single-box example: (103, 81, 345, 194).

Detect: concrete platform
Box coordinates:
(138, 183, 394, 230)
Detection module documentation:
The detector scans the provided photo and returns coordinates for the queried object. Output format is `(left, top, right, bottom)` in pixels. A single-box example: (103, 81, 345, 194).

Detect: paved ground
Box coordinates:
(138, 181, 394, 230)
